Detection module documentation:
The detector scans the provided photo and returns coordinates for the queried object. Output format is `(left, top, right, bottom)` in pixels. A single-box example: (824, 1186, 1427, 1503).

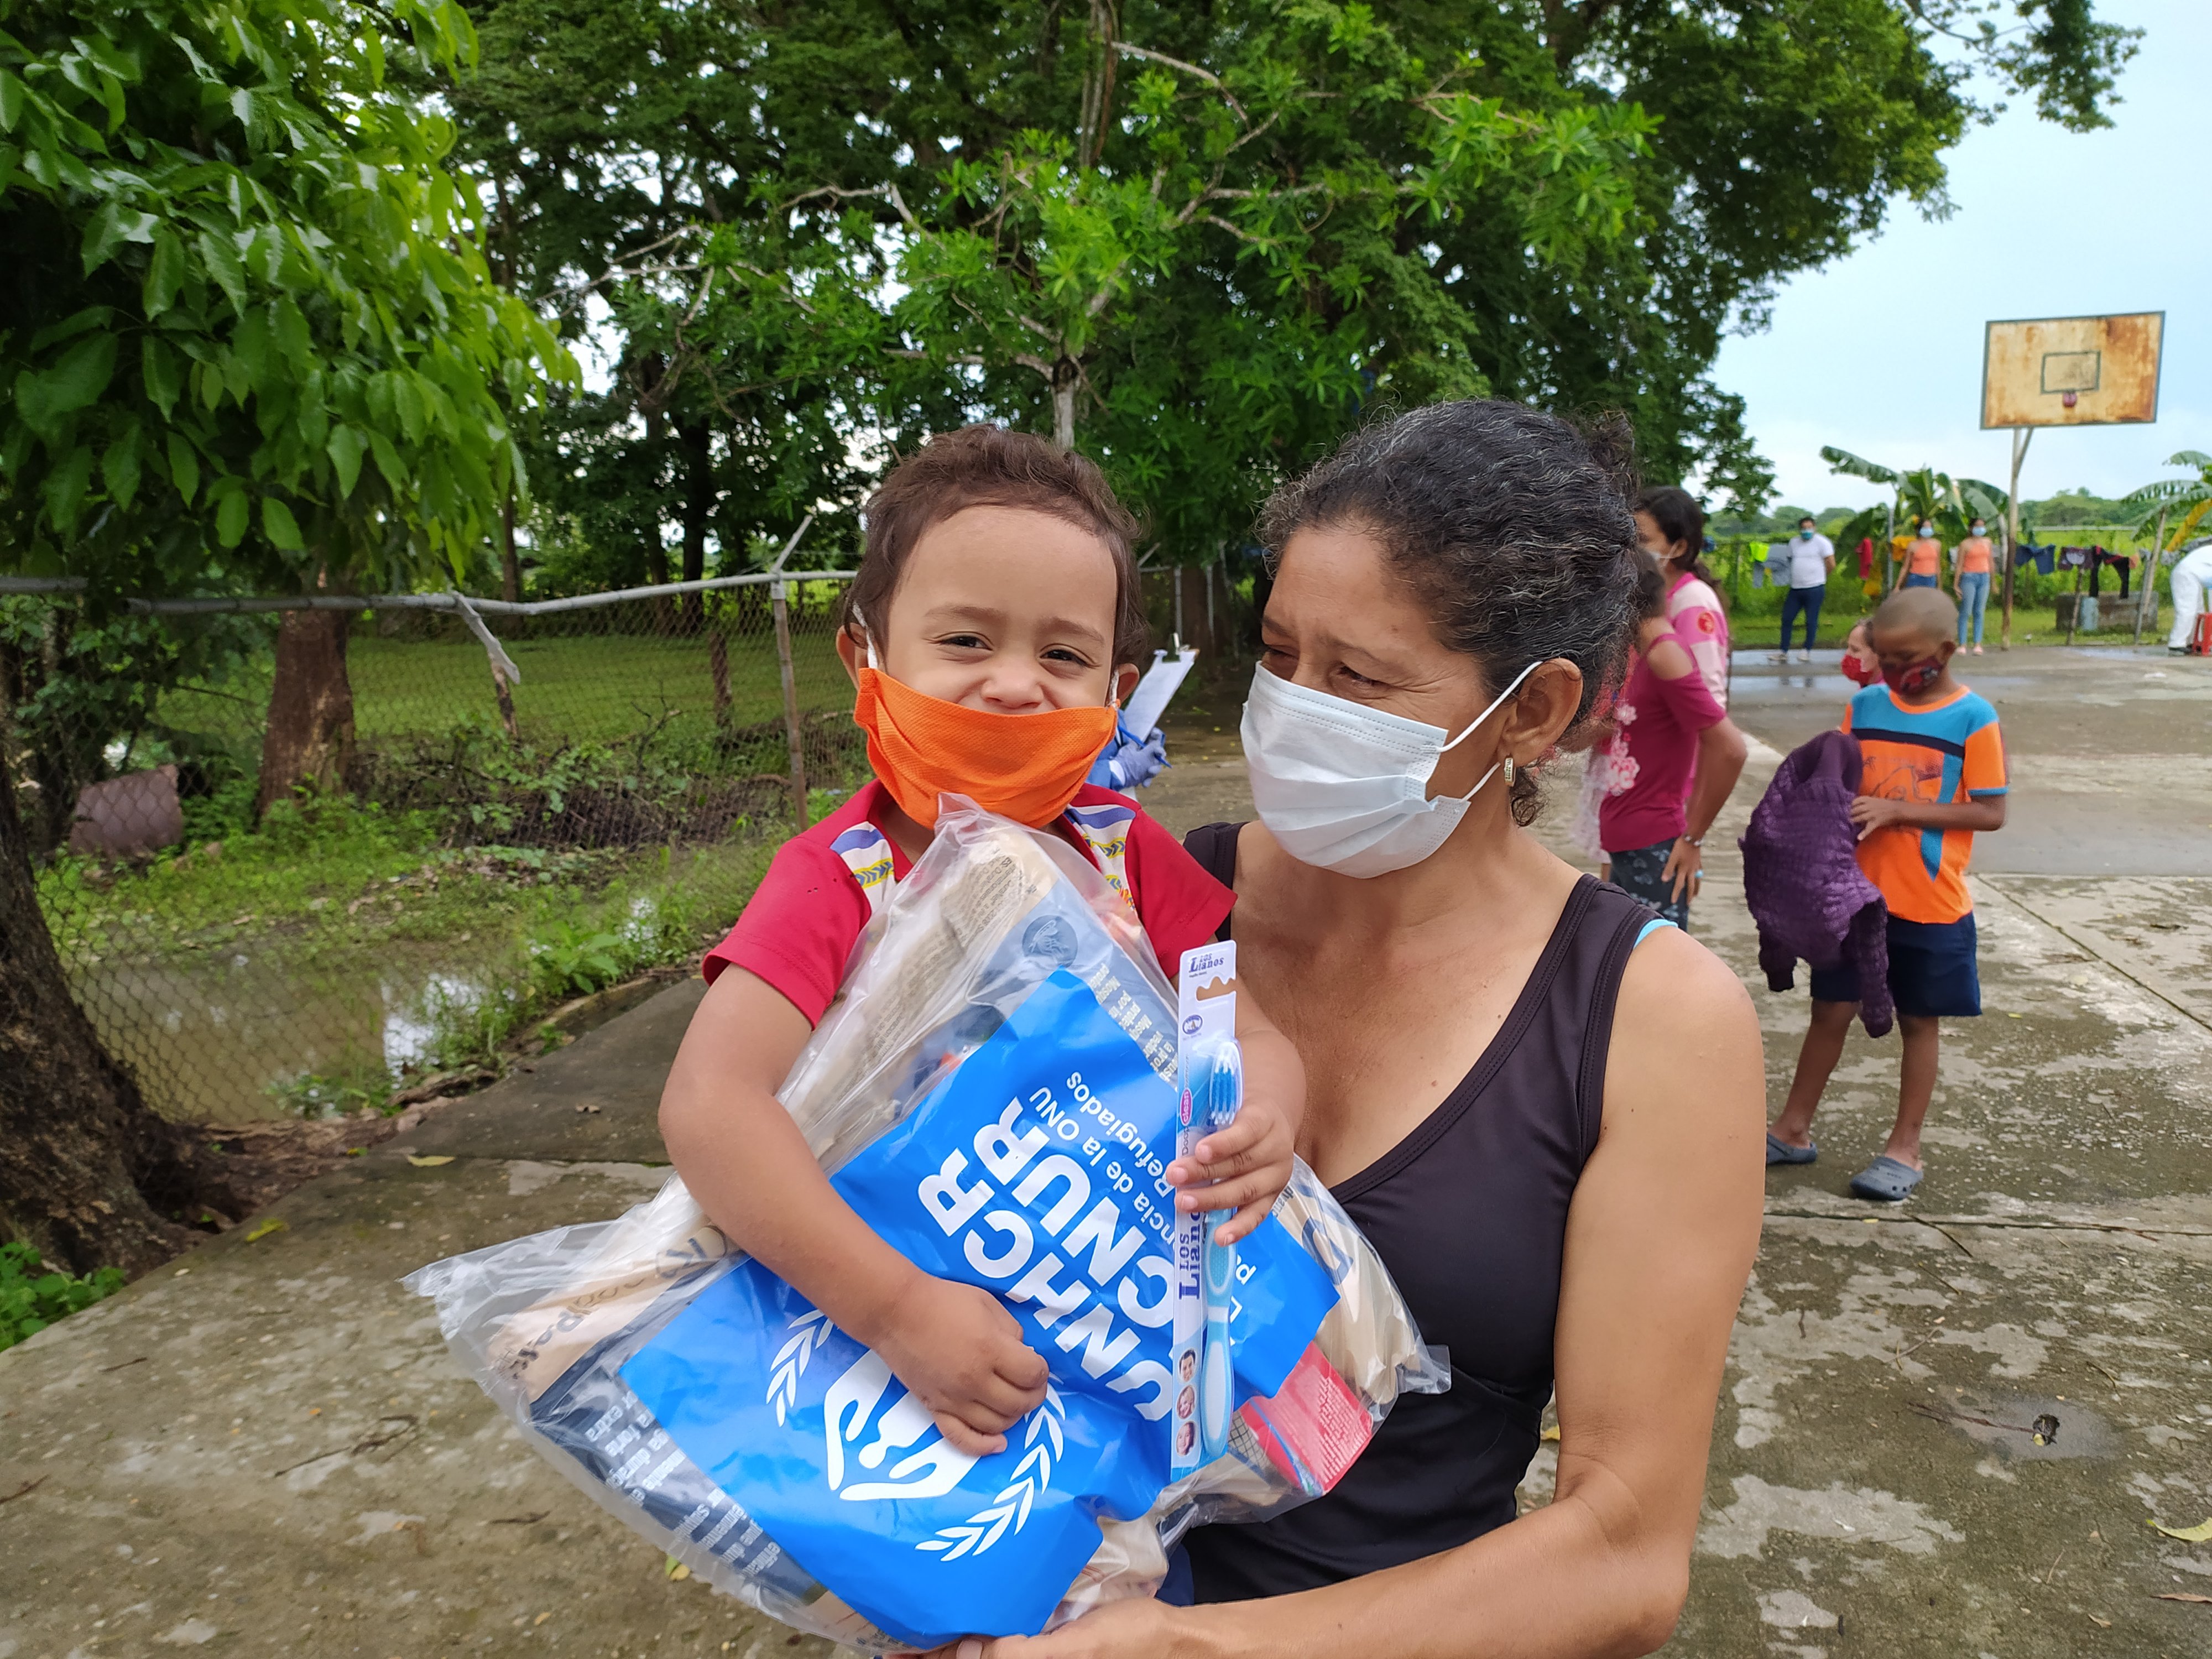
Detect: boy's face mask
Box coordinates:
(852, 641, 1117, 828)
(1881, 655, 1946, 696)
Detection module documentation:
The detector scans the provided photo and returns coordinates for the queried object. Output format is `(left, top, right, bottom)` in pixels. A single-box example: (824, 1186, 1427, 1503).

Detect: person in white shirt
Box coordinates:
(1773, 514, 1837, 663)
(2168, 539, 2212, 653)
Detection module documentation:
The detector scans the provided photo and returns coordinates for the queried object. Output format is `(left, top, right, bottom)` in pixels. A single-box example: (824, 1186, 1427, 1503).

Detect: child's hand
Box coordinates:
(1849, 795, 1909, 839)
(874, 1275, 1048, 1457)
(1166, 1088, 1297, 1248)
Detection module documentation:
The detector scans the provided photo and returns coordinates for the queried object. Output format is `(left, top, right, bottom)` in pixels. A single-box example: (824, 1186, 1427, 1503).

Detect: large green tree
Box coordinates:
(476, 1, 2133, 564)
(0, 0, 570, 1270)
(437, 0, 894, 597)
(2, 0, 572, 812)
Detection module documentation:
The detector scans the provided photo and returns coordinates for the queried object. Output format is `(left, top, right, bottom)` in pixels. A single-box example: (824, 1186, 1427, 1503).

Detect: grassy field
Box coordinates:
(41, 793, 787, 1123)
(1712, 539, 2170, 649)
(46, 608, 874, 1123)
(155, 606, 857, 758)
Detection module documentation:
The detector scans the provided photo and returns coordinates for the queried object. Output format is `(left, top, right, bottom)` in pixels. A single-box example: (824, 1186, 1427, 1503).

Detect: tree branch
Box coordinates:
(781, 182, 920, 231)
(1114, 40, 1248, 123)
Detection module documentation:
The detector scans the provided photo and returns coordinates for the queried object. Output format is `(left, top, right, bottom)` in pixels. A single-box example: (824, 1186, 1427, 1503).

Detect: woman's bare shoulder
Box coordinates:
(1605, 927, 1762, 1133)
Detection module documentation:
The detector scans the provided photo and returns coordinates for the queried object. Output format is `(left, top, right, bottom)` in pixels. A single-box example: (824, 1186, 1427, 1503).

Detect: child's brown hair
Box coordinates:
(841, 425, 1149, 670)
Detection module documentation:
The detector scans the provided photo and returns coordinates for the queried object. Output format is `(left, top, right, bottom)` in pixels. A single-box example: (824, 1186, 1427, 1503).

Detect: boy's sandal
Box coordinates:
(1766, 1132, 1818, 1166)
(1849, 1156, 1923, 1202)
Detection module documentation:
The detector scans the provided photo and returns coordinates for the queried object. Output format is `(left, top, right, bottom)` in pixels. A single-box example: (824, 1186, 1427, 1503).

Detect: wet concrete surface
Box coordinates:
(1726, 644, 2212, 877)
(5, 646, 2210, 1657)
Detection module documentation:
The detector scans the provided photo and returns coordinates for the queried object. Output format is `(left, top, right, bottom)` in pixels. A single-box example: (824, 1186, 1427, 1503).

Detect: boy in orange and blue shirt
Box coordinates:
(1766, 587, 2008, 1201)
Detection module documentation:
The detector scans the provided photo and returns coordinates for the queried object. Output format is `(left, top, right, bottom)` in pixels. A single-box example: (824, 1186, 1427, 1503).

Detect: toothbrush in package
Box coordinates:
(1196, 1037, 1243, 1463)
(1171, 942, 1238, 1475)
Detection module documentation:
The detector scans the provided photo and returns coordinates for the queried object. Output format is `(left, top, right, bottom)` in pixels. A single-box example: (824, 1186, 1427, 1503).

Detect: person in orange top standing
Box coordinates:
(1765, 587, 2007, 1202)
(1895, 519, 1944, 592)
(1953, 515, 1996, 653)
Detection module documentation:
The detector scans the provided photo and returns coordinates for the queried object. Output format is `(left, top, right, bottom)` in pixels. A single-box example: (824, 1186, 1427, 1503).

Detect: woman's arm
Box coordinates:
(661, 968, 1048, 1455)
(1661, 718, 1749, 900)
(970, 934, 1765, 1659)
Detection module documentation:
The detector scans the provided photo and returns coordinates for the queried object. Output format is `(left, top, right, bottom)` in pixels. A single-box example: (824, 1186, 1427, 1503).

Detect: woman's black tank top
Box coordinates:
(1178, 823, 1651, 1601)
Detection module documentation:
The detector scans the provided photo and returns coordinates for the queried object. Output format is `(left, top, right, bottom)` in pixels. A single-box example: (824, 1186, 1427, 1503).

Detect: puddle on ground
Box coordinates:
(65, 945, 514, 1122)
(1909, 1393, 2119, 1463)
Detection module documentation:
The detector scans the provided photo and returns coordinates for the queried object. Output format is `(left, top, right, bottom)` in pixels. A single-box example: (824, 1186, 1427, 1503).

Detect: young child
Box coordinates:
(659, 425, 1305, 1456)
(1766, 587, 2007, 1201)
(1838, 619, 1878, 687)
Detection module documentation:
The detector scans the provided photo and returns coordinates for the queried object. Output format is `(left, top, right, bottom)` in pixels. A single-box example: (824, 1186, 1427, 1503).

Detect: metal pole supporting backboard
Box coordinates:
(2135, 507, 2169, 645)
(2001, 427, 2031, 650)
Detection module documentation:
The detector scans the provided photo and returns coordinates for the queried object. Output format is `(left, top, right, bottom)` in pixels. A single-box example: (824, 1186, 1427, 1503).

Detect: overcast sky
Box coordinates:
(1710, 0, 2205, 515)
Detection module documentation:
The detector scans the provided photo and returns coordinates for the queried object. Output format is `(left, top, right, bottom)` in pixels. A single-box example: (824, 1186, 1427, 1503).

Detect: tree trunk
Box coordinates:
(708, 624, 733, 727)
(254, 607, 356, 820)
(0, 760, 237, 1275)
(500, 489, 522, 604)
(1079, 0, 1120, 165)
(678, 416, 713, 630)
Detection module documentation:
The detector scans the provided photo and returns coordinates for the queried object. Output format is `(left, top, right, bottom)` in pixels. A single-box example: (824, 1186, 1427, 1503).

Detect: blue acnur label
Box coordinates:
(620, 971, 1336, 1647)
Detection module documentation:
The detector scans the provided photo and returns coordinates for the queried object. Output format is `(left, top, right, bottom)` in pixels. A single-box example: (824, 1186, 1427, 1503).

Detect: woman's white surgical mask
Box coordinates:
(1240, 660, 1540, 878)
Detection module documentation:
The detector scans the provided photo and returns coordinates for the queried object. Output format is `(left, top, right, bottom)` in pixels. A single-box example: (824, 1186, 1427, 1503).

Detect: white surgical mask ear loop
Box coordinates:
(1431, 660, 1543, 802)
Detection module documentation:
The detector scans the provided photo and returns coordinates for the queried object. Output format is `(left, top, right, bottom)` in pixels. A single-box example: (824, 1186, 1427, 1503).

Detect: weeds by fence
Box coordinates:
(2, 576, 864, 1125)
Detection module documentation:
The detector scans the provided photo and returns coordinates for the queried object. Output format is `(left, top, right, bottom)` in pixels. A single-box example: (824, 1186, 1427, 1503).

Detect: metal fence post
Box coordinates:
(771, 576, 808, 826)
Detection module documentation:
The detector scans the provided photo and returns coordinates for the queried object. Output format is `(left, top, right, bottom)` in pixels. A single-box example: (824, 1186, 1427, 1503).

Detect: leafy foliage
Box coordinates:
(0, 1240, 124, 1350)
(470, 0, 2132, 554)
(2121, 452, 2212, 551)
(1820, 446, 2010, 545)
(0, 0, 575, 596)
(0, 594, 267, 853)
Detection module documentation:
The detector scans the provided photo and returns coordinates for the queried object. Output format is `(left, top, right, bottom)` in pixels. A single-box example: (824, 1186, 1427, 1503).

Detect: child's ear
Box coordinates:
(1935, 639, 1959, 665)
(1113, 663, 1140, 707)
(835, 624, 867, 690)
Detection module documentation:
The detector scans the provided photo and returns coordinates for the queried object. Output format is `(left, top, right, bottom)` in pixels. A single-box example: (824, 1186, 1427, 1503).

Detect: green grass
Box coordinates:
(38, 791, 781, 1120)
(154, 612, 858, 758)
(37, 611, 874, 1123)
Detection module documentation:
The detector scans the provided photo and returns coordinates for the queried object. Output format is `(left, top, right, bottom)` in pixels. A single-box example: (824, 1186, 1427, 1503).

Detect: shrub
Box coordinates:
(0, 1242, 126, 1350)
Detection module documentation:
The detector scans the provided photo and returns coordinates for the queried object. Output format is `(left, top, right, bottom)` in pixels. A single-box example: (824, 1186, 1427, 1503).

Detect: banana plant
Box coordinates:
(2122, 452, 2212, 552)
(1820, 447, 2009, 545)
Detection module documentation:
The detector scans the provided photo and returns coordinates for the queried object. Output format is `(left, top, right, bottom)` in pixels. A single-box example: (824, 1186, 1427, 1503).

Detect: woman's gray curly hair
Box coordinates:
(1258, 399, 1646, 826)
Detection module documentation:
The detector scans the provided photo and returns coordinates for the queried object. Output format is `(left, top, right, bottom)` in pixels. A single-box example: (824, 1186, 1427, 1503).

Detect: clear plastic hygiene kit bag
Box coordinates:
(405, 800, 1446, 1652)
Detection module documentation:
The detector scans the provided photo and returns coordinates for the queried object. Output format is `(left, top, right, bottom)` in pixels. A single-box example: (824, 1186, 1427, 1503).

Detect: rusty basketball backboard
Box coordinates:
(1981, 312, 2163, 428)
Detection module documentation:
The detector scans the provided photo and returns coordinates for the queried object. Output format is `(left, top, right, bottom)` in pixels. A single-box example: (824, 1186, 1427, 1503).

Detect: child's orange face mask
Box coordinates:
(853, 662, 1118, 828)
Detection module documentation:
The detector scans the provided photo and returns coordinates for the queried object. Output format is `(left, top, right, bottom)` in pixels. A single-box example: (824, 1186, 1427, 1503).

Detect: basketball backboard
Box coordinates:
(1981, 312, 2163, 428)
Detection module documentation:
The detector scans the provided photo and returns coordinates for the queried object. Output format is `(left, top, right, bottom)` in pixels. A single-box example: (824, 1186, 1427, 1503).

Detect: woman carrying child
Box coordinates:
(962, 403, 1765, 1658)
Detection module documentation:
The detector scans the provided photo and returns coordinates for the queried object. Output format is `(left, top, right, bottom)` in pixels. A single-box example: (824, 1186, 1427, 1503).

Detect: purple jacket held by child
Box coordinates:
(1739, 731, 1893, 1037)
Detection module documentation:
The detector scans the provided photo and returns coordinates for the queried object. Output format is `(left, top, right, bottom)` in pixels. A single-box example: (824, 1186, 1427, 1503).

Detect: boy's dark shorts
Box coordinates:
(1811, 912, 1980, 1018)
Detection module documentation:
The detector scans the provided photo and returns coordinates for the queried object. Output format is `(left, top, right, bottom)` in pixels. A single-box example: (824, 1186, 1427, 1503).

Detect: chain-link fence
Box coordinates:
(2, 571, 863, 1125)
